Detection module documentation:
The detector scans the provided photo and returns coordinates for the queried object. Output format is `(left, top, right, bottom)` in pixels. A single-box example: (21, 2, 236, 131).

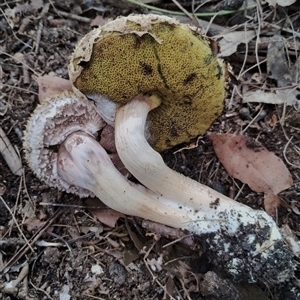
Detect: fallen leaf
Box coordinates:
(243, 89, 300, 107)
(216, 31, 256, 57)
(267, 36, 293, 87)
(264, 193, 281, 217)
(291, 200, 300, 215)
(0, 183, 6, 196)
(265, 0, 277, 6)
(234, 281, 271, 300)
(33, 75, 72, 103)
(91, 264, 104, 275)
(25, 217, 45, 232)
(90, 15, 110, 27)
(265, 0, 297, 6)
(123, 248, 139, 265)
(276, 0, 297, 6)
(30, 0, 44, 11)
(164, 276, 175, 299)
(209, 134, 293, 215)
(281, 224, 300, 258)
(86, 198, 124, 227)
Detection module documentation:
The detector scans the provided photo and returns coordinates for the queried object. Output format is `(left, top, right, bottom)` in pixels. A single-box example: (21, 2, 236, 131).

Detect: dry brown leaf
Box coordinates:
(30, 0, 44, 11)
(264, 193, 281, 217)
(125, 218, 143, 251)
(164, 276, 175, 299)
(90, 15, 110, 27)
(209, 134, 293, 215)
(217, 31, 256, 58)
(86, 198, 124, 227)
(265, 0, 297, 6)
(34, 75, 72, 103)
(276, 0, 297, 6)
(25, 217, 45, 232)
(267, 36, 293, 87)
(243, 89, 300, 107)
(281, 224, 300, 258)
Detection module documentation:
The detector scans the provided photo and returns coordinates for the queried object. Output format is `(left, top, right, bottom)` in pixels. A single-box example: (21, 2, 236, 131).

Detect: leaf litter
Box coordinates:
(0, 0, 300, 299)
(209, 133, 293, 216)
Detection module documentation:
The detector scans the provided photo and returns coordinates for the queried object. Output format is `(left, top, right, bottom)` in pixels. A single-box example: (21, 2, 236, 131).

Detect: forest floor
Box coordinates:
(0, 0, 300, 299)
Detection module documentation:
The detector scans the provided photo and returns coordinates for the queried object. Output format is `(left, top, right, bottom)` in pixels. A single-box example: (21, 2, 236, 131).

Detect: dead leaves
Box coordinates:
(266, 0, 297, 7)
(217, 31, 256, 58)
(86, 198, 125, 228)
(34, 74, 73, 103)
(209, 134, 293, 216)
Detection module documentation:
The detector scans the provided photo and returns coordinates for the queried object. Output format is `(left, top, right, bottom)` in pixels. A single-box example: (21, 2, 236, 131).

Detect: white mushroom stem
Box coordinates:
(57, 131, 222, 230)
(25, 92, 294, 283)
(115, 95, 283, 240)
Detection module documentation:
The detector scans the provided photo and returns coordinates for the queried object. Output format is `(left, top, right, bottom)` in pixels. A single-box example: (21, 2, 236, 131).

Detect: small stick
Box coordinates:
(0, 127, 22, 176)
(0, 208, 66, 274)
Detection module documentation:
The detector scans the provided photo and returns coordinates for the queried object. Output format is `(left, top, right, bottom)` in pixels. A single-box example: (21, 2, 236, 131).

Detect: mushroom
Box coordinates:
(115, 93, 279, 231)
(69, 14, 226, 151)
(23, 92, 230, 229)
(24, 91, 293, 283)
(24, 14, 294, 282)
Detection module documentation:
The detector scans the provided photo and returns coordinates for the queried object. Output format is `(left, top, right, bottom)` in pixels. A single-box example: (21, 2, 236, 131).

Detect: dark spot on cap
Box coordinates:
(216, 64, 223, 80)
(140, 62, 153, 75)
(183, 73, 197, 85)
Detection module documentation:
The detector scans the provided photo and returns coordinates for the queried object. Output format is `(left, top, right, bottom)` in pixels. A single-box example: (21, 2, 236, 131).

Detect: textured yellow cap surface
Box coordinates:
(70, 14, 226, 151)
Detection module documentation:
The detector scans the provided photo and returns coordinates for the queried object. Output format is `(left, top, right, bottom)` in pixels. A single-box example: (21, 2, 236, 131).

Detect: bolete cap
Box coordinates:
(69, 14, 226, 151)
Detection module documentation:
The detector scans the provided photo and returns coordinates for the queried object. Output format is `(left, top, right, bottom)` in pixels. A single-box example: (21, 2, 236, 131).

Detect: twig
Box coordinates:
(241, 105, 265, 133)
(0, 50, 40, 76)
(2, 263, 29, 294)
(238, 24, 250, 78)
(142, 240, 177, 300)
(233, 183, 246, 201)
(0, 238, 64, 247)
(162, 234, 193, 248)
(30, 280, 54, 300)
(0, 196, 34, 252)
(171, 0, 194, 20)
(283, 136, 300, 169)
(0, 208, 66, 274)
(53, 9, 91, 23)
(0, 127, 22, 176)
(125, 0, 257, 17)
(2, 84, 39, 95)
(238, 58, 267, 78)
(254, 0, 263, 75)
(46, 231, 74, 256)
(35, 20, 43, 54)
(266, 21, 300, 39)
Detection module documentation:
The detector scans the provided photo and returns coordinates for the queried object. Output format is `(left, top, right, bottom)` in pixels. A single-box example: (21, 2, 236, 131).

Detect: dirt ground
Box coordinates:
(0, 0, 300, 299)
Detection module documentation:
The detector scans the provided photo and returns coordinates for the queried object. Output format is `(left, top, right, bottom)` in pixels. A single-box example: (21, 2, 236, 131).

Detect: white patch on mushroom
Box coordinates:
(86, 92, 117, 125)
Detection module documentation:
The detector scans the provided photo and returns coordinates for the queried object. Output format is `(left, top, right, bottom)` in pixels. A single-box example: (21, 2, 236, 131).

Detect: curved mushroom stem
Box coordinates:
(115, 94, 283, 236)
(57, 131, 219, 230)
(24, 91, 294, 283)
(114, 94, 295, 282)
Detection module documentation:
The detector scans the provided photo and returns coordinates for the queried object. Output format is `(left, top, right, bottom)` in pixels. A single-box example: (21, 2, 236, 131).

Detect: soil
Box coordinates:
(0, 1, 300, 300)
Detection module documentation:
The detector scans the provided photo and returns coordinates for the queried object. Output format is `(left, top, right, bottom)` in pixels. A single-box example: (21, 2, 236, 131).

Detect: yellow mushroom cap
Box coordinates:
(69, 14, 226, 151)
